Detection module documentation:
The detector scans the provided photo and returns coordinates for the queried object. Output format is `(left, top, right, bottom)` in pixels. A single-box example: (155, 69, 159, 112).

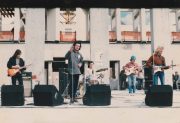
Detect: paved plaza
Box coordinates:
(0, 90, 180, 123)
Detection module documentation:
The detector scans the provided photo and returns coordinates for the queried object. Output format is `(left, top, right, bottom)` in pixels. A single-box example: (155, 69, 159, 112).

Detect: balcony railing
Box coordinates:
(0, 31, 13, 41)
(171, 32, 180, 42)
(0, 31, 25, 42)
(109, 31, 117, 42)
(20, 31, 25, 41)
(60, 31, 76, 42)
(121, 31, 141, 41)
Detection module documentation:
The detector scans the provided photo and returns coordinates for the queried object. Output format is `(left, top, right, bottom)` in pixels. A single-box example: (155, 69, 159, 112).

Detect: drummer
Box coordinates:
(85, 61, 99, 85)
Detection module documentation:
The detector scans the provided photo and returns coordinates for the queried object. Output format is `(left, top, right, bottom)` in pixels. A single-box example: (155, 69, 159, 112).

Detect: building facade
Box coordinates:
(0, 8, 180, 90)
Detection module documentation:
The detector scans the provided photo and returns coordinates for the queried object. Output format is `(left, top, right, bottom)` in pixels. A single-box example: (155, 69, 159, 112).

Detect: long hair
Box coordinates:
(12, 49, 21, 58)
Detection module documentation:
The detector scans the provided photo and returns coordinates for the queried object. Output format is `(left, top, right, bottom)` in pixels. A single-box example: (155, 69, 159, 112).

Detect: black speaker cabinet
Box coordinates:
(144, 80, 153, 92)
(83, 84, 111, 106)
(1, 85, 24, 106)
(145, 85, 173, 106)
(33, 85, 64, 106)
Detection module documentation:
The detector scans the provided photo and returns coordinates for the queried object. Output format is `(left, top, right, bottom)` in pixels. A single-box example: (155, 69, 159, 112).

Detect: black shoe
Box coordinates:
(73, 99, 78, 102)
(70, 99, 74, 104)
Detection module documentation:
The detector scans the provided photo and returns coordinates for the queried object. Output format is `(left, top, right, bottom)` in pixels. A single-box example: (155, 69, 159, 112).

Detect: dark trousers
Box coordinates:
(68, 74, 80, 99)
(11, 73, 23, 86)
(119, 79, 126, 90)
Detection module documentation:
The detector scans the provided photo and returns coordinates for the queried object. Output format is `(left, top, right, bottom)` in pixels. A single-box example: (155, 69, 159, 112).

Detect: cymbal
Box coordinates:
(96, 68, 108, 72)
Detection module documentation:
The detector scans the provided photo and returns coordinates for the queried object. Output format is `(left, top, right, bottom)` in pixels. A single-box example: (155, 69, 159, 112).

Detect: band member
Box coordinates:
(136, 69, 144, 90)
(7, 49, 26, 86)
(85, 61, 98, 85)
(125, 55, 140, 94)
(146, 46, 170, 85)
(173, 71, 179, 89)
(119, 66, 127, 90)
(65, 41, 83, 103)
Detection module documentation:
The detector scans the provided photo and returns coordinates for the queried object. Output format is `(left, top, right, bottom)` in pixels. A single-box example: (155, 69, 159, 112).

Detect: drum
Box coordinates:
(89, 80, 99, 85)
(79, 83, 85, 97)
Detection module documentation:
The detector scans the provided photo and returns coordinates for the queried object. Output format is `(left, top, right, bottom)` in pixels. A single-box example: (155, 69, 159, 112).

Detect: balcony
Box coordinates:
(60, 31, 76, 42)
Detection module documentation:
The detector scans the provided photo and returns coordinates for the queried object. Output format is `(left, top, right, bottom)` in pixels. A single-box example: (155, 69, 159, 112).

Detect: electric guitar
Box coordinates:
(153, 64, 178, 74)
(7, 64, 31, 77)
(125, 66, 139, 76)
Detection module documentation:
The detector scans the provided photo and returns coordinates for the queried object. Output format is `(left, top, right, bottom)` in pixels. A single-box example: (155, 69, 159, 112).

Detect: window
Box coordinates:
(121, 11, 133, 25)
(0, 8, 14, 42)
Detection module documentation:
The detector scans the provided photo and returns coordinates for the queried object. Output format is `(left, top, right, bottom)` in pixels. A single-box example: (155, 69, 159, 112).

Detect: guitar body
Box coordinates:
(154, 65, 177, 74)
(125, 67, 138, 76)
(7, 64, 31, 77)
(7, 69, 20, 77)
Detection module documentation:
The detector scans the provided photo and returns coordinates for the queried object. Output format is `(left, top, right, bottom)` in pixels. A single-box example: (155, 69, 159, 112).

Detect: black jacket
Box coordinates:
(7, 57, 26, 72)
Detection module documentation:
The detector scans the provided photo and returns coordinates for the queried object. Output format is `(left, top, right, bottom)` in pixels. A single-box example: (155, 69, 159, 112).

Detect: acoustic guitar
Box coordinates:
(7, 64, 31, 77)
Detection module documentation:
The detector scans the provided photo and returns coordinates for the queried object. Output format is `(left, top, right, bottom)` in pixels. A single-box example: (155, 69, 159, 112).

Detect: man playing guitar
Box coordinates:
(146, 46, 170, 85)
(7, 49, 26, 86)
(125, 55, 141, 94)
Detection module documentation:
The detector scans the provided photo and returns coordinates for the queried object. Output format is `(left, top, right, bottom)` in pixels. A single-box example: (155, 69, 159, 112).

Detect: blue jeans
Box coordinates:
(153, 71, 165, 85)
(127, 74, 136, 93)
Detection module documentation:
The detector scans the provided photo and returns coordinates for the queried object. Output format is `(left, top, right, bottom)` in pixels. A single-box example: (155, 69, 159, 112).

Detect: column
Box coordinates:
(150, 9, 172, 85)
(47, 8, 59, 41)
(176, 9, 180, 32)
(90, 8, 110, 84)
(116, 8, 121, 41)
(14, 8, 21, 41)
(76, 8, 88, 41)
(140, 8, 146, 41)
(25, 8, 45, 84)
(0, 12, 2, 30)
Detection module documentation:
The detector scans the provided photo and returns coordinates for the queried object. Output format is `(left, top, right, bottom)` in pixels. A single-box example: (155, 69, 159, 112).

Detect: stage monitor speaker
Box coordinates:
(145, 85, 173, 106)
(1, 85, 24, 106)
(144, 80, 153, 92)
(33, 85, 64, 106)
(83, 84, 111, 106)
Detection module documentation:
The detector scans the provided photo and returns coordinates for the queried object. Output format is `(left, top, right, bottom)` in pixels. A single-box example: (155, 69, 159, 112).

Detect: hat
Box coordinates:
(130, 55, 136, 61)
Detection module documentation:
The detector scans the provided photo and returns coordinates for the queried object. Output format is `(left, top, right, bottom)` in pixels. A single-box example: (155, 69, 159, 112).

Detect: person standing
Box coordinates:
(173, 71, 179, 89)
(125, 55, 140, 94)
(7, 49, 26, 86)
(119, 66, 127, 90)
(85, 61, 98, 85)
(146, 46, 170, 85)
(65, 42, 83, 103)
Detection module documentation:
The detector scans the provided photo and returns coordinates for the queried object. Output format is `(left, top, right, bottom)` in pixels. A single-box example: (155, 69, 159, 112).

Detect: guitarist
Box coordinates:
(146, 46, 170, 85)
(125, 55, 140, 94)
(7, 49, 26, 86)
